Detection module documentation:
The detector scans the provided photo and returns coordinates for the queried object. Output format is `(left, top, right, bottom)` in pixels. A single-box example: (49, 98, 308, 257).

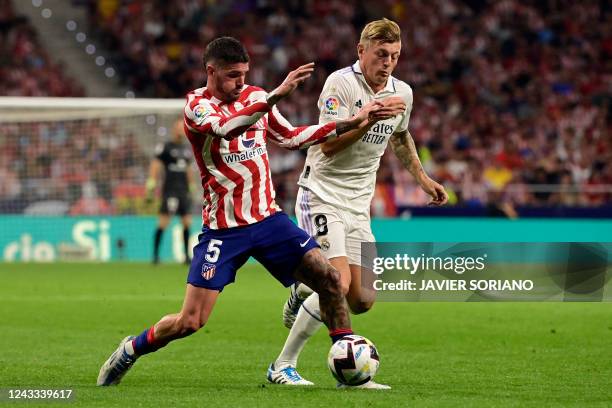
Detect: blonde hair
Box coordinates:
(359, 18, 401, 47)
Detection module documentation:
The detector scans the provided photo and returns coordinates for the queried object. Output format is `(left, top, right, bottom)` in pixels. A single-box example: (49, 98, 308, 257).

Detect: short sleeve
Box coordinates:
(185, 98, 216, 127)
(395, 84, 414, 133)
(318, 73, 352, 124)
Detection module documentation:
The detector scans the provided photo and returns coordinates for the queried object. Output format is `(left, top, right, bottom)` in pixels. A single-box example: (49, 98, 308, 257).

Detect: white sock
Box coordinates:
(275, 292, 323, 369)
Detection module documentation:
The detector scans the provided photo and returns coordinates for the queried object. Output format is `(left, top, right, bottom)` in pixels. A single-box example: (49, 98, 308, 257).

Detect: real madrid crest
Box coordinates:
(320, 239, 331, 251)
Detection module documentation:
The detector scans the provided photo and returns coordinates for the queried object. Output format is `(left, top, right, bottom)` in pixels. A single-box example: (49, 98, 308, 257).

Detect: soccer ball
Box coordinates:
(327, 335, 380, 385)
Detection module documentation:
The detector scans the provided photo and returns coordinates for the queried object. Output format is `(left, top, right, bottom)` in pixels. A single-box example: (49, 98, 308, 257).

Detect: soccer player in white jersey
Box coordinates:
(97, 37, 405, 387)
(267, 19, 448, 389)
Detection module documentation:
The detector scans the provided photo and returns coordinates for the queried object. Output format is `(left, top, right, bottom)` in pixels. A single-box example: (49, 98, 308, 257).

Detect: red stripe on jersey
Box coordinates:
(267, 110, 336, 149)
(230, 101, 265, 222)
(199, 164, 213, 227)
(220, 101, 270, 139)
(184, 86, 282, 229)
(227, 100, 265, 222)
(266, 109, 285, 135)
(210, 137, 247, 226)
(260, 151, 275, 216)
(206, 175, 229, 229)
(239, 157, 264, 222)
(185, 116, 211, 135)
(302, 123, 336, 146)
(212, 101, 270, 139)
(201, 188, 210, 226)
(238, 85, 265, 104)
(184, 126, 227, 228)
(226, 104, 241, 153)
(229, 138, 240, 152)
(259, 115, 274, 216)
(188, 95, 201, 110)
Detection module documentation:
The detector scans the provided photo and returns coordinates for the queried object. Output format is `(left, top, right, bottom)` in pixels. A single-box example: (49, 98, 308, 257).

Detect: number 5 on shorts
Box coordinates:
(204, 239, 223, 263)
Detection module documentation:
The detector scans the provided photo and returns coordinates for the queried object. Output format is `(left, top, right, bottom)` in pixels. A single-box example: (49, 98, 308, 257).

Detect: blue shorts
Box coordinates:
(188, 212, 319, 291)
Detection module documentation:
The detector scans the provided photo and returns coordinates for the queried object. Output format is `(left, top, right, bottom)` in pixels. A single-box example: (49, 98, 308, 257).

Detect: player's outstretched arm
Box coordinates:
(321, 97, 407, 157)
(267, 101, 383, 150)
(185, 97, 272, 140)
(390, 129, 448, 206)
(185, 63, 317, 140)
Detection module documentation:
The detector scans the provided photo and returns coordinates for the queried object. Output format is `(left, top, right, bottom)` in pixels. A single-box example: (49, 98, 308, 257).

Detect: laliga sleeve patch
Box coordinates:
(193, 104, 210, 120)
(323, 96, 340, 116)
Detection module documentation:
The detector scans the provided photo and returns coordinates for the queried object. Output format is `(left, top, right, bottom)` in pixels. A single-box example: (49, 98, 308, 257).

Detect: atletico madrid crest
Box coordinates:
(201, 263, 216, 280)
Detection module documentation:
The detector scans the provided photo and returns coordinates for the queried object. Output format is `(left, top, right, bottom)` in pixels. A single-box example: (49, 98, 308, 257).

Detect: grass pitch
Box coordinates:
(1, 263, 611, 407)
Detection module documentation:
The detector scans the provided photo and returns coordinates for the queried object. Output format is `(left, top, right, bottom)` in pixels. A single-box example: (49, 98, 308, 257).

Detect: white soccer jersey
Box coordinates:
(298, 61, 413, 214)
(184, 85, 338, 229)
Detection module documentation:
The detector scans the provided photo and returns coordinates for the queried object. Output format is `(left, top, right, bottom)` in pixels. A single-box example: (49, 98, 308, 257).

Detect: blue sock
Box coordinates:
(132, 327, 159, 356)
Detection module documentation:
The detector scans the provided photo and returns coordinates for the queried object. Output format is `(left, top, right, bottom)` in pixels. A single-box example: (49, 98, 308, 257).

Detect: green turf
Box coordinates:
(1, 263, 611, 407)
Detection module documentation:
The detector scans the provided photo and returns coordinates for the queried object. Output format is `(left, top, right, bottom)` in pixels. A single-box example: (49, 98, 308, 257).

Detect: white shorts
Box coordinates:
(295, 187, 375, 267)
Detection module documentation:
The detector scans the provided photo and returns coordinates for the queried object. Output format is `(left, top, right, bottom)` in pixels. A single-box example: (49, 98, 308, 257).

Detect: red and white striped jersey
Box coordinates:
(184, 85, 338, 229)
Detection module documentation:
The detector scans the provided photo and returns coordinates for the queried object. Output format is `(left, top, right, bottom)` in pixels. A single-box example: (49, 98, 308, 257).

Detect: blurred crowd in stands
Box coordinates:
(1, 0, 610, 216)
(0, 120, 150, 215)
(0, 0, 84, 96)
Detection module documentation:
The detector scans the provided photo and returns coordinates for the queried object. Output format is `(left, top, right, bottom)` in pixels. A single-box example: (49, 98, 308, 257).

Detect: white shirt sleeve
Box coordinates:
(318, 73, 352, 125)
(395, 85, 414, 133)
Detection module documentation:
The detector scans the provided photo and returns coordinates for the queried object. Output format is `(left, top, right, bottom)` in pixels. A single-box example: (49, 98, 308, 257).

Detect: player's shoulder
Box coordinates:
(333, 65, 355, 76)
(322, 67, 357, 98)
(327, 66, 357, 84)
(390, 77, 413, 103)
(184, 88, 216, 124)
(187, 87, 210, 99)
(185, 87, 214, 110)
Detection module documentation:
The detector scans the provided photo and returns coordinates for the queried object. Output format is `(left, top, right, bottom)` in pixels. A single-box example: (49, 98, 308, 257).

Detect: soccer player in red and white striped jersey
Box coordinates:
(97, 37, 405, 387)
(184, 82, 336, 229)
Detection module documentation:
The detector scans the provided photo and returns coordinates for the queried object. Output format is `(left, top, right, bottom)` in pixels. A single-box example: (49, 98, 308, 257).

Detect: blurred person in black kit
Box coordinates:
(147, 119, 195, 264)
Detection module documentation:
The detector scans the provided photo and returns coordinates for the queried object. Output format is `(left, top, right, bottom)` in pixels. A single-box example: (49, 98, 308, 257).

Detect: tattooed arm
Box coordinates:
(389, 129, 448, 206)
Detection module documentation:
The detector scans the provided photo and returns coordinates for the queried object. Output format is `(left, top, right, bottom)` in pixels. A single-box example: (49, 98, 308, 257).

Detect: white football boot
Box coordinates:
(337, 380, 391, 390)
(266, 363, 314, 386)
(97, 336, 137, 386)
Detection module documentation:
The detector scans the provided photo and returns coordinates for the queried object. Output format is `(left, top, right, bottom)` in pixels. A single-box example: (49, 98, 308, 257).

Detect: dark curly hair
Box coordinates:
(203, 36, 249, 66)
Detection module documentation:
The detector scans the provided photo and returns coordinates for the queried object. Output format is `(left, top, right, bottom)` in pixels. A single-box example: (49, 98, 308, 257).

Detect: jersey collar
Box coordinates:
(351, 61, 396, 95)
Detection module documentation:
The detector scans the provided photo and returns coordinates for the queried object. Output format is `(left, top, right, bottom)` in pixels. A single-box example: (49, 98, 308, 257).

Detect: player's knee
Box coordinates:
(349, 299, 373, 315)
(178, 313, 204, 335)
(299, 250, 342, 298)
(182, 320, 203, 335)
